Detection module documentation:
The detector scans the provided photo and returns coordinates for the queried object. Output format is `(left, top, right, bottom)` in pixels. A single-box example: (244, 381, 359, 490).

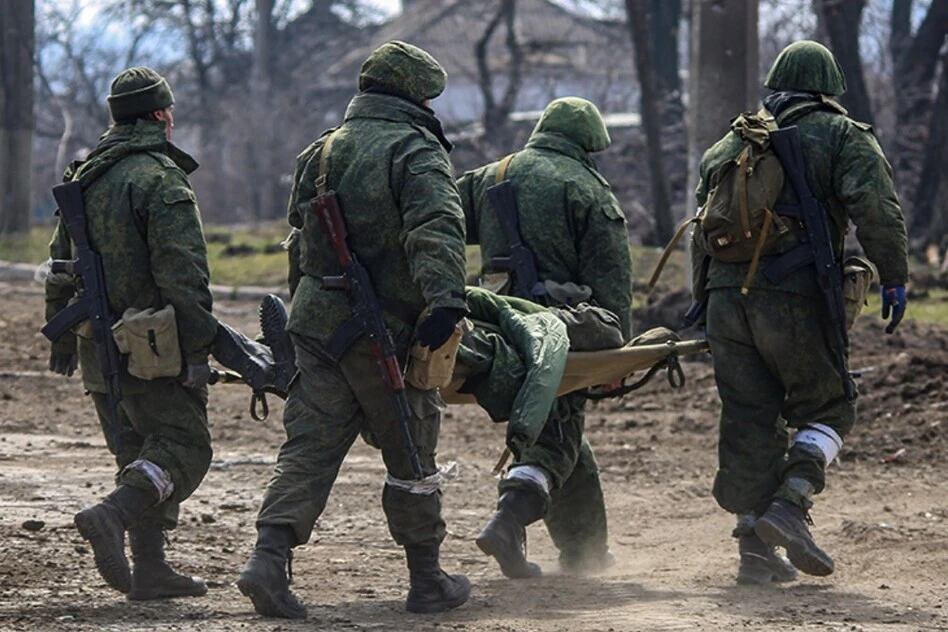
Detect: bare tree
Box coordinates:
(814, 0, 875, 126)
(475, 0, 523, 137)
(0, 0, 36, 236)
(889, 0, 948, 212)
(625, 0, 674, 244)
(910, 50, 948, 244)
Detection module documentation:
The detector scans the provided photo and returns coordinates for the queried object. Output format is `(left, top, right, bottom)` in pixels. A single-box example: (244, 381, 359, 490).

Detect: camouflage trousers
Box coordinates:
(255, 333, 447, 548)
(91, 380, 212, 530)
(706, 288, 855, 516)
(498, 393, 609, 562)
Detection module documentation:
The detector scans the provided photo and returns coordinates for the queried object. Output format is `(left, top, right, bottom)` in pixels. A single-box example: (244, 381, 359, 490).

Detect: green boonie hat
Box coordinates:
(358, 41, 447, 105)
(532, 97, 611, 153)
(764, 40, 847, 96)
(107, 66, 174, 122)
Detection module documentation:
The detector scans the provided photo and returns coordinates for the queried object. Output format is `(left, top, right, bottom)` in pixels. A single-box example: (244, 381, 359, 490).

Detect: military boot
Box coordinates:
(755, 499, 834, 576)
(475, 490, 544, 579)
(126, 526, 207, 600)
(259, 294, 296, 395)
(404, 544, 471, 614)
(737, 533, 798, 585)
(237, 525, 307, 619)
(74, 485, 158, 593)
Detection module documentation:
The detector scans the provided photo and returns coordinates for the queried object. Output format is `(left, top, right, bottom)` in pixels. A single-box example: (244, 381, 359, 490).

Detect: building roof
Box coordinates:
(322, 0, 635, 92)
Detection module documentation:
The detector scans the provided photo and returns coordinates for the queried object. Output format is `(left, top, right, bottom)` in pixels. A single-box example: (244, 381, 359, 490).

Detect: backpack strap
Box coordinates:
(495, 153, 516, 184)
(647, 215, 700, 291)
(314, 129, 341, 196)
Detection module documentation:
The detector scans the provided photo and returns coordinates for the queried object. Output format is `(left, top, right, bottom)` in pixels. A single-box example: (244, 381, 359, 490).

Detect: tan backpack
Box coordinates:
(649, 108, 793, 294)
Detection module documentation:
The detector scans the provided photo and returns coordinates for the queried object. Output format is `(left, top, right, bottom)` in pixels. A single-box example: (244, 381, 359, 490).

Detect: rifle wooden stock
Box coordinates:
(310, 189, 424, 479)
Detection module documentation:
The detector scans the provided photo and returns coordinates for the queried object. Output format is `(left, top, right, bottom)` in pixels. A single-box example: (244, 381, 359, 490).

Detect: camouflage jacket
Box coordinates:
(45, 120, 216, 392)
(457, 132, 633, 342)
(695, 92, 909, 295)
(286, 92, 468, 349)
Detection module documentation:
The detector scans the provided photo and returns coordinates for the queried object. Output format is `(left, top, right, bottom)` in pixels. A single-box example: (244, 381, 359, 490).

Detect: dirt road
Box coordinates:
(1, 279, 946, 632)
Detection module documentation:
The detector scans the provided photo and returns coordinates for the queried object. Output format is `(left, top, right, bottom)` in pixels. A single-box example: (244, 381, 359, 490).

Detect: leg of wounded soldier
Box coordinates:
(545, 435, 612, 573)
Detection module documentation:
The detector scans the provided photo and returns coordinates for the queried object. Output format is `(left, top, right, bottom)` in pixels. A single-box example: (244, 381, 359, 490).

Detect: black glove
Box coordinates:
(183, 362, 212, 389)
(48, 352, 78, 377)
(416, 307, 466, 351)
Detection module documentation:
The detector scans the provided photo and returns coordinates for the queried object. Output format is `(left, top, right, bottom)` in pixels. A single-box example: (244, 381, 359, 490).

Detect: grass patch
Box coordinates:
(0, 224, 57, 264)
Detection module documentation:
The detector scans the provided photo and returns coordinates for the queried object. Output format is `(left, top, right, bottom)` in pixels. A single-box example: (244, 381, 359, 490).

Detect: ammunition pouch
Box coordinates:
(406, 317, 468, 390)
(112, 305, 182, 380)
(842, 256, 875, 330)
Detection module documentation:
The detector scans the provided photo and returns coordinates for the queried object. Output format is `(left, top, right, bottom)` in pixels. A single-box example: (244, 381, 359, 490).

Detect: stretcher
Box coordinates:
(441, 336, 710, 405)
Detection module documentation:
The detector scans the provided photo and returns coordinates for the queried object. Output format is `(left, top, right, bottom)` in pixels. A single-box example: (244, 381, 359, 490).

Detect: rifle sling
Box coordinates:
(495, 153, 516, 184)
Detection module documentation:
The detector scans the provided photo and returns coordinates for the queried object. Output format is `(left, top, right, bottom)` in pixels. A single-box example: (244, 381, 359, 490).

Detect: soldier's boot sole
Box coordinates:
(74, 505, 131, 593)
(259, 294, 295, 394)
(406, 572, 472, 614)
(128, 564, 208, 600)
(237, 571, 307, 619)
(755, 511, 834, 577)
(475, 514, 542, 579)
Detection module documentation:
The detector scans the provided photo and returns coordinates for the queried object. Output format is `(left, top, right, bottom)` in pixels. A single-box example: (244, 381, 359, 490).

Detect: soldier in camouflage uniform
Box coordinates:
(695, 41, 909, 582)
(45, 67, 217, 599)
(237, 42, 470, 618)
(457, 97, 633, 578)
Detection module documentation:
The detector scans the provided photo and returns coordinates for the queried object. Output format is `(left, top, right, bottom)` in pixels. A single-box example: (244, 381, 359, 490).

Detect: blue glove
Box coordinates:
(881, 285, 906, 334)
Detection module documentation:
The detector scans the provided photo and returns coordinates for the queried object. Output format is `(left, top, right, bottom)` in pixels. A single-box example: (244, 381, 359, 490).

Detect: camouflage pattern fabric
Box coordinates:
(45, 118, 216, 529)
(46, 119, 218, 388)
(90, 384, 211, 530)
(696, 93, 908, 295)
(696, 55, 909, 517)
(457, 98, 632, 565)
(358, 40, 447, 105)
(764, 40, 847, 96)
(286, 92, 467, 345)
(263, 73, 467, 548)
(706, 288, 855, 515)
(256, 334, 447, 547)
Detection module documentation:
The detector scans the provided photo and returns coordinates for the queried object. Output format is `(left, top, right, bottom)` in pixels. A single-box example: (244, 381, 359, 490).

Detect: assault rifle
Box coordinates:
(486, 181, 547, 303)
(41, 181, 125, 449)
(769, 126, 855, 401)
(311, 186, 424, 479)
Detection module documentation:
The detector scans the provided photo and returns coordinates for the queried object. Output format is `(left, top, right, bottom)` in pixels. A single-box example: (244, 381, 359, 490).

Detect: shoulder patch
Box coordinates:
(407, 148, 453, 178)
(162, 186, 197, 206)
(600, 199, 624, 221)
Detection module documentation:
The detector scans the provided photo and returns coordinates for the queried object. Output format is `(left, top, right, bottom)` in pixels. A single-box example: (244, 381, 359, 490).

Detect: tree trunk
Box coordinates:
(647, 0, 683, 127)
(687, 0, 758, 208)
(890, 0, 948, 216)
(910, 52, 948, 245)
(0, 0, 35, 236)
(626, 0, 674, 245)
(476, 0, 522, 138)
(250, 0, 278, 220)
(814, 0, 874, 126)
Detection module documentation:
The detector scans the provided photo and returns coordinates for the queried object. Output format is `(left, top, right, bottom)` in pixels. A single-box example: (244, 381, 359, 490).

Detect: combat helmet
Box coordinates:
(764, 40, 847, 96)
(359, 41, 447, 106)
(531, 97, 611, 153)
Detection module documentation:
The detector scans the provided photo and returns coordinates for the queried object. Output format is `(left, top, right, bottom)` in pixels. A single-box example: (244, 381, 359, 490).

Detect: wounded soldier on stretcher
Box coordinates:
(435, 285, 707, 460)
(221, 285, 708, 460)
